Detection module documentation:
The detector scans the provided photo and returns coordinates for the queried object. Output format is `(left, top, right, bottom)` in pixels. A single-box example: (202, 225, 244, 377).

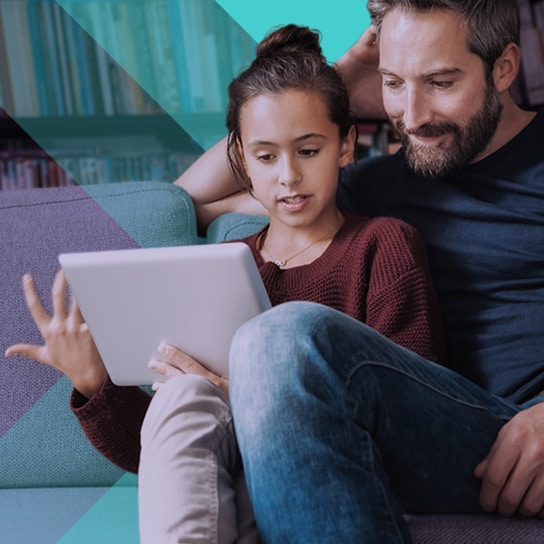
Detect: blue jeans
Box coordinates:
(229, 302, 525, 544)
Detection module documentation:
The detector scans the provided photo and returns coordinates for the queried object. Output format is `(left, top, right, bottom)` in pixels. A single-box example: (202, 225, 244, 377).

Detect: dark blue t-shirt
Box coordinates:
(338, 110, 544, 403)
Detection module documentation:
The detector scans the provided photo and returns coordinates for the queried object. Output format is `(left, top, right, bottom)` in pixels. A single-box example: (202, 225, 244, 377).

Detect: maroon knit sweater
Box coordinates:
(71, 213, 447, 473)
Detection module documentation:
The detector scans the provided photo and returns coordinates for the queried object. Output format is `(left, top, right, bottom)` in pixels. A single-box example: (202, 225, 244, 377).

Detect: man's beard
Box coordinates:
(393, 83, 503, 178)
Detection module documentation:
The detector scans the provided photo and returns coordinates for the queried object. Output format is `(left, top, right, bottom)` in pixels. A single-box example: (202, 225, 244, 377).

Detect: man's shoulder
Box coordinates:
(343, 152, 406, 181)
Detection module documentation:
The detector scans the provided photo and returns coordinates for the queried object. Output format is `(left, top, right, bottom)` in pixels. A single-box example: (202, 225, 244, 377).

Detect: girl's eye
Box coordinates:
(257, 154, 275, 162)
(299, 149, 319, 157)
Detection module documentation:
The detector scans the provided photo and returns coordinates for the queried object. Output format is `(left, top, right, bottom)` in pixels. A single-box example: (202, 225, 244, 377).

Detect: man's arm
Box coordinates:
(174, 137, 266, 233)
(334, 25, 387, 120)
(475, 402, 544, 517)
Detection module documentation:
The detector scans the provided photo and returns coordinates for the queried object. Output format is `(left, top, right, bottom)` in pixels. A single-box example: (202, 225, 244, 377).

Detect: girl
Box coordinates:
(6, 25, 446, 543)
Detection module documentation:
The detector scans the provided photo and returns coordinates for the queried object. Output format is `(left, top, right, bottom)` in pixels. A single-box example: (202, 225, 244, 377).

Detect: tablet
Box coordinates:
(58, 243, 271, 385)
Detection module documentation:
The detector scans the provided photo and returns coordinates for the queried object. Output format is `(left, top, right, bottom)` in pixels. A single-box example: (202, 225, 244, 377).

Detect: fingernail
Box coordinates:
(147, 360, 158, 370)
(157, 342, 168, 355)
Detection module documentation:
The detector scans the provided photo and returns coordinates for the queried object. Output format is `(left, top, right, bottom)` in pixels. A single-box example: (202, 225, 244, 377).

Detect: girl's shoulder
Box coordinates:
(342, 211, 422, 245)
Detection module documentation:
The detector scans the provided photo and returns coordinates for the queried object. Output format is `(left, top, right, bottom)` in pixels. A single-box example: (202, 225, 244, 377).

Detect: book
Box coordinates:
(0, 5, 15, 114)
(1, 1, 31, 116)
(40, 0, 66, 116)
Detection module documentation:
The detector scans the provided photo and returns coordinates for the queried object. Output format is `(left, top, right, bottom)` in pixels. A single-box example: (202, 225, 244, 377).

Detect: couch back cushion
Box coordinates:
(0, 181, 197, 488)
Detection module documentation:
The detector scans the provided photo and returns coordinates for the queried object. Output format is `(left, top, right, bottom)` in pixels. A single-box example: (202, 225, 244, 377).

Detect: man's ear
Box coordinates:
(493, 42, 521, 93)
(339, 125, 358, 167)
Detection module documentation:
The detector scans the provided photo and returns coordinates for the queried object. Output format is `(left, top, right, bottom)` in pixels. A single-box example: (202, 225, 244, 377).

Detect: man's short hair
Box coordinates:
(367, 0, 520, 73)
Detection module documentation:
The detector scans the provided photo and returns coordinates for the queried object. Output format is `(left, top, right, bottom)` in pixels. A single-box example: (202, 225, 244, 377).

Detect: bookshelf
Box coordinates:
(516, 0, 544, 108)
(0, 0, 255, 190)
(0, 1, 542, 191)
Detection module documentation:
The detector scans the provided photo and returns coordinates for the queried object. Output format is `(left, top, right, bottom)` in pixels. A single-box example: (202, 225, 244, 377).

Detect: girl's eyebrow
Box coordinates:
(247, 133, 327, 148)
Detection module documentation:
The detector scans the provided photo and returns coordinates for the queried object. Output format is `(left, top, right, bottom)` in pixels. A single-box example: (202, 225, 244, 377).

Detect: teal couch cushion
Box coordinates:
(206, 212, 269, 243)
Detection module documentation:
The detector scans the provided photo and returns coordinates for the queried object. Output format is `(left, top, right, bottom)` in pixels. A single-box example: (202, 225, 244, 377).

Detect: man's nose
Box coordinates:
(402, 88, 434, 132)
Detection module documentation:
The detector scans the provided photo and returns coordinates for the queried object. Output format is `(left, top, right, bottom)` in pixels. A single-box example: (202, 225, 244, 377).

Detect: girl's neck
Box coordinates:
(260, 208, 345, 269)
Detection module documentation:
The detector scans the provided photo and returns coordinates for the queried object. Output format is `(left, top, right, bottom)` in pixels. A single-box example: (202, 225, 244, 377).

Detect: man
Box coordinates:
(177, 0, 543, 542)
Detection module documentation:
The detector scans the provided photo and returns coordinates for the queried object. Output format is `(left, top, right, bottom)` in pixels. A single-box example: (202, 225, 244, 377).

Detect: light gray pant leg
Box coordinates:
(138, 374, 258, 544)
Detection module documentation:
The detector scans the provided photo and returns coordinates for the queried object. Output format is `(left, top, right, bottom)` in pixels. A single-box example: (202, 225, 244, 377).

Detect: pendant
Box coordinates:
(274, 259, 286, 267)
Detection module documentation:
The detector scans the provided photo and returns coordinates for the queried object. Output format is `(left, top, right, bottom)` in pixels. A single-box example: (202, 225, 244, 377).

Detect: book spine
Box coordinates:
(0, 4, 16, 115)
(52, 2, 75, 116)
(26, 0, 50, 116)
(179, 0, 206, 112)
(40, 0, 65, 116)
(167, 0, 192, 113)
(2, 2, 30, 116)
(129, 1, 157, 112)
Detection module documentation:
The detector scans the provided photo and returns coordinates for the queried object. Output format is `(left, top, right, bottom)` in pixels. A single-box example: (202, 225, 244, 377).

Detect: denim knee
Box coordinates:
(230, 301, 334, 388)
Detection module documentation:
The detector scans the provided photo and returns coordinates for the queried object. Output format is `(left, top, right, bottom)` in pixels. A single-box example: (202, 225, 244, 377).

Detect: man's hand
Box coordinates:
(148, 342, 229, 397)
(474, 402, 544, 517)
(334, 25, 387, 120)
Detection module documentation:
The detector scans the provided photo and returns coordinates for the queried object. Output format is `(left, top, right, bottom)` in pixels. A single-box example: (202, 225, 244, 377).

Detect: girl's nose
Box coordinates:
(278, 157, 301, 187)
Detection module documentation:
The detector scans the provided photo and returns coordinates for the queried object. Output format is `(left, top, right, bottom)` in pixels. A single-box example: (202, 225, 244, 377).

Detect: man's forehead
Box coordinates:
(380, 8, 467, 47)
(378, 8, 472, 70)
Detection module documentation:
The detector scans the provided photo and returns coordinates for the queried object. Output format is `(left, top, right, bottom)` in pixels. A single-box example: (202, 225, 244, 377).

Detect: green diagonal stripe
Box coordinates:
(215, 0, 371, 62)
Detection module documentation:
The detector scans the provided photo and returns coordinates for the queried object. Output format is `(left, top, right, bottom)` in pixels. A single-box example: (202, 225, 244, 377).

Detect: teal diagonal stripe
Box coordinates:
(215, 0, 371, 62)
(57, 472, 139, 544)
(56, 0, 258, 150)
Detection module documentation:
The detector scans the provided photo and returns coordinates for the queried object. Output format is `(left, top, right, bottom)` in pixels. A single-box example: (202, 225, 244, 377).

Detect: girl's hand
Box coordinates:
(148, 342, 229, 397)
(5, 271, 108, 399)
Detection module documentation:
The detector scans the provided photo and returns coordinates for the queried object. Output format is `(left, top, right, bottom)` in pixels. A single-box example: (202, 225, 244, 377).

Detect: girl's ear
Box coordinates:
(236, 140, 248, 172)
(493, 42, 521, 94)
(236, 139, 254, 193)
(339, 125, 357, 167)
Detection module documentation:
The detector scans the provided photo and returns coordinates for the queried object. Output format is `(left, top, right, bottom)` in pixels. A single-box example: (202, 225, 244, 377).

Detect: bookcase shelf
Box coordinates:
(0, 0, 253, 190)
(0, 0, 542, 191)
(0, 113, 223, 150)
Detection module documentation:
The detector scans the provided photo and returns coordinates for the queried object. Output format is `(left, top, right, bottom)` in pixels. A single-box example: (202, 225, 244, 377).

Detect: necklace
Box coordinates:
(259, 225, 341, 268)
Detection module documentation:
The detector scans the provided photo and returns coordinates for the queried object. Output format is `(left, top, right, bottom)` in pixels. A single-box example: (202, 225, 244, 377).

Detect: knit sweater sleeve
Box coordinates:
(70, 378, 151, 473)
(365, 220, 448, 366)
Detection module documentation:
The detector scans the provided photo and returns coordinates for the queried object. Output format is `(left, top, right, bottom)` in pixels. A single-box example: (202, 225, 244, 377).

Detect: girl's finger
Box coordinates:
(69, 294, 85, 324)
(21, 274, 50, 327)
(51, 270, 69, 319)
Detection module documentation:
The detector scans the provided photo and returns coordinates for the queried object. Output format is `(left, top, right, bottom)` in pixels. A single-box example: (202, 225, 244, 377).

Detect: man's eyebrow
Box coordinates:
(379, 67, 463, 78)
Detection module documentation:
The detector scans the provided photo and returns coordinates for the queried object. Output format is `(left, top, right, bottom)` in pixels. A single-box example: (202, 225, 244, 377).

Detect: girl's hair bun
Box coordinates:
(256, 24, 325, 62)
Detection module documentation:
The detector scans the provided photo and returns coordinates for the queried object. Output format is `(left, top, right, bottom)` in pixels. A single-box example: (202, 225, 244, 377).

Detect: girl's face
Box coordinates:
(239, 89, 355, 230)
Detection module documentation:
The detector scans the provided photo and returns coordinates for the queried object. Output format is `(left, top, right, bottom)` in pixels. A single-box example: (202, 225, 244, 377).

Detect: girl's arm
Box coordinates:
(71, 378, 150, 473)
(365, 223, 448, 365)
(5, 271, 147, 473)
(174, 137, 266, 233)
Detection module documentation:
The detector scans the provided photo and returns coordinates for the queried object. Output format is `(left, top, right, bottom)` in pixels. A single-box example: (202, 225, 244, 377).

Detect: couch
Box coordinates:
(1, 180, 542, 543)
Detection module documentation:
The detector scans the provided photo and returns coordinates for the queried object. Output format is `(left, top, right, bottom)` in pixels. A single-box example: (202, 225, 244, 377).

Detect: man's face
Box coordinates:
(378, 9, 503, 177)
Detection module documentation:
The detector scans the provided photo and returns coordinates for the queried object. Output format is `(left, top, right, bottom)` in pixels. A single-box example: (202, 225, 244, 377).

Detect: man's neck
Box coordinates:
(473, 103, 537, 163)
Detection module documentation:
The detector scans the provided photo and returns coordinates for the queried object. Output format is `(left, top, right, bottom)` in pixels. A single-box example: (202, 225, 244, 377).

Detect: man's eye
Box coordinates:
(383, 80, 403, 90)
(431, 80, 454, 89)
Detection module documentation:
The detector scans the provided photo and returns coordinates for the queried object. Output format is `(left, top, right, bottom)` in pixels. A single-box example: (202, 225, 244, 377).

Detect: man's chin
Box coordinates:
(405, 151, 456, 179)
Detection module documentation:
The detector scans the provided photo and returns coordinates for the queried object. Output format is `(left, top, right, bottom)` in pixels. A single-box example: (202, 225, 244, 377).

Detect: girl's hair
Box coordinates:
(367, 0, 520, 76)
(226, 24, 355, 190)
